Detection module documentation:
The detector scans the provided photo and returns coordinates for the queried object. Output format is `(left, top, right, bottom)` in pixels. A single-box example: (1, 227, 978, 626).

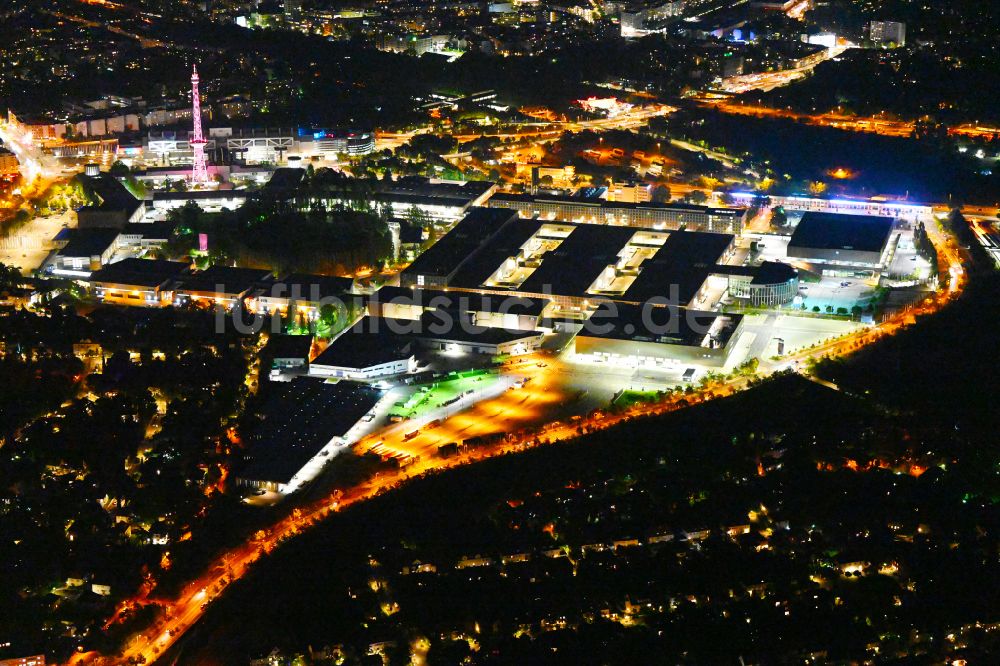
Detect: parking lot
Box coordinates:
(796, 276, 876, 313)
(0, 209, 72, 274)
(885, 229, 933, 282)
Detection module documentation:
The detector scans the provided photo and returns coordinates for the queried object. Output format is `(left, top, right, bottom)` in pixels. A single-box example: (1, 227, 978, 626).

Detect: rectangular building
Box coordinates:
(401, 208, 519, 288)
(174, 266, 275, 309)
(787, 212, 896, 269)
(310, 318, 418, 380)
(370, 286, 551, 332)
(87, 258, 190, 307)
(573, 303, 744, 368)
(76, 174, 146, 229)
(868, 20, 905, 46)
(235, 378, 386, 494)
(51, 229, 122, 276)
(487, 192, 745, 234)
(254, 273, 358, 318)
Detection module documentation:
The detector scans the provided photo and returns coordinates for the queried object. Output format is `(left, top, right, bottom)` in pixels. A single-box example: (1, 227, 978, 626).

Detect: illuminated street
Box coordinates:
(717, 43, 852, 94)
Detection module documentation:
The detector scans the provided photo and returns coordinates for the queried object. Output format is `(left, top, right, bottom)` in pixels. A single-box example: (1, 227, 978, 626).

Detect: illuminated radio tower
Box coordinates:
(189, 64, 209, 184)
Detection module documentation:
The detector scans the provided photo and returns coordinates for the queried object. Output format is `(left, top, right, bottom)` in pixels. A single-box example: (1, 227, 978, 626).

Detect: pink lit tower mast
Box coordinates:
(189, 64, 209, 184)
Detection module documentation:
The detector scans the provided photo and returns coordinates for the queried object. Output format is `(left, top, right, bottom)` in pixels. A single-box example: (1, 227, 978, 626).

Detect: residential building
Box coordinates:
(868, 21, 906, 47)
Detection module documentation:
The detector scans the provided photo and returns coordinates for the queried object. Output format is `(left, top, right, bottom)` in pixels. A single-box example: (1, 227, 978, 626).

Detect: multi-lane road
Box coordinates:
(377, 105, 674, 151)
(717, 43, 852, 94)
(699, 100, 918, 138)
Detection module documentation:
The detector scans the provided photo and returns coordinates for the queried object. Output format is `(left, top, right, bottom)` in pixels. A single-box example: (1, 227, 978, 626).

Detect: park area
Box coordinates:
(611, 389, 663, 409)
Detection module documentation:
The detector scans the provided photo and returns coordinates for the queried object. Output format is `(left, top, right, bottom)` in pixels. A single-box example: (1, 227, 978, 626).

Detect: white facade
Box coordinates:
(869, 21, 906, 46)
(310, 356, 417, 380)
(728, 193, 932, 224)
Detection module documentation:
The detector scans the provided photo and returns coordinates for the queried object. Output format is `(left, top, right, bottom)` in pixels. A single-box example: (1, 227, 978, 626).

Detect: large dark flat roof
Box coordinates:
(121, 222, 177, 240)
(263, 333, 314, 361)
(311, 317, 414, 369)
(751, 260, 798, 286)
(264, 168, 306, 190)
(77, 174, 143, 217)
(412, 311, 544, 346)
(403, 215, 744, 306)
(448, 218, 544, 287)
(269, 273, 355, 301)
(87, 258, 190, 287)
(403, 207, 517, 279)
(58, 229, 121, 258)
(580, 303, 743, 349)
(152, 190, 250, 202)
(178, 265, 274, 295)
(372, 286, 550, 318)
(387, 176, 493, 200)
(623, 231, 735, 305)
(789, 212, 895, 254)
(414, 216, 742, 305)
(519, 224, 637, 296)
(237, 377, 384, 484)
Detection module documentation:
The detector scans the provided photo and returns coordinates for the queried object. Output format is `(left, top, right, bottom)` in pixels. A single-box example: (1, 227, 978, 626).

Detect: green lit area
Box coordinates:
(389, 371, 500, 421)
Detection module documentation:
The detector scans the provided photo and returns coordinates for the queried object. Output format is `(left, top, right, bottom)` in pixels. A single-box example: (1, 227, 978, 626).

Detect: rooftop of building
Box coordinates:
(519, 224, 639, 296)
(621, 230, 735, 305)
(369, 191, 476, 208)
(151, 190, 250, 201)
(177, 265, 274, 296)
(399, 222, 425, 244)
(432, 216, 735, 306)
(751, 260, 799, 286)
(87, 258, 190, 287)
(403, 207, 518, 279)
(263, 333, 314, 361)
(120, 221, 177, 240)
(58, 229, 121, 258)
(488, 191, 743, 217)
(263, 167, 306, 191)
(311, 317, 415, 370)
(299, 128, 374, 140)
(266, 273, 356, 302)
(237, 377, 384, 485)
(311, 177, 493, 208)
(373, 286, 551, 318)
(76, 174, 143, 217)
(410, 311, 544, 346)
(385, 176, 494, 199)
(789, 212, 896, 254)
(580, 303, 744, 349)
(448, 218, 546, 287)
